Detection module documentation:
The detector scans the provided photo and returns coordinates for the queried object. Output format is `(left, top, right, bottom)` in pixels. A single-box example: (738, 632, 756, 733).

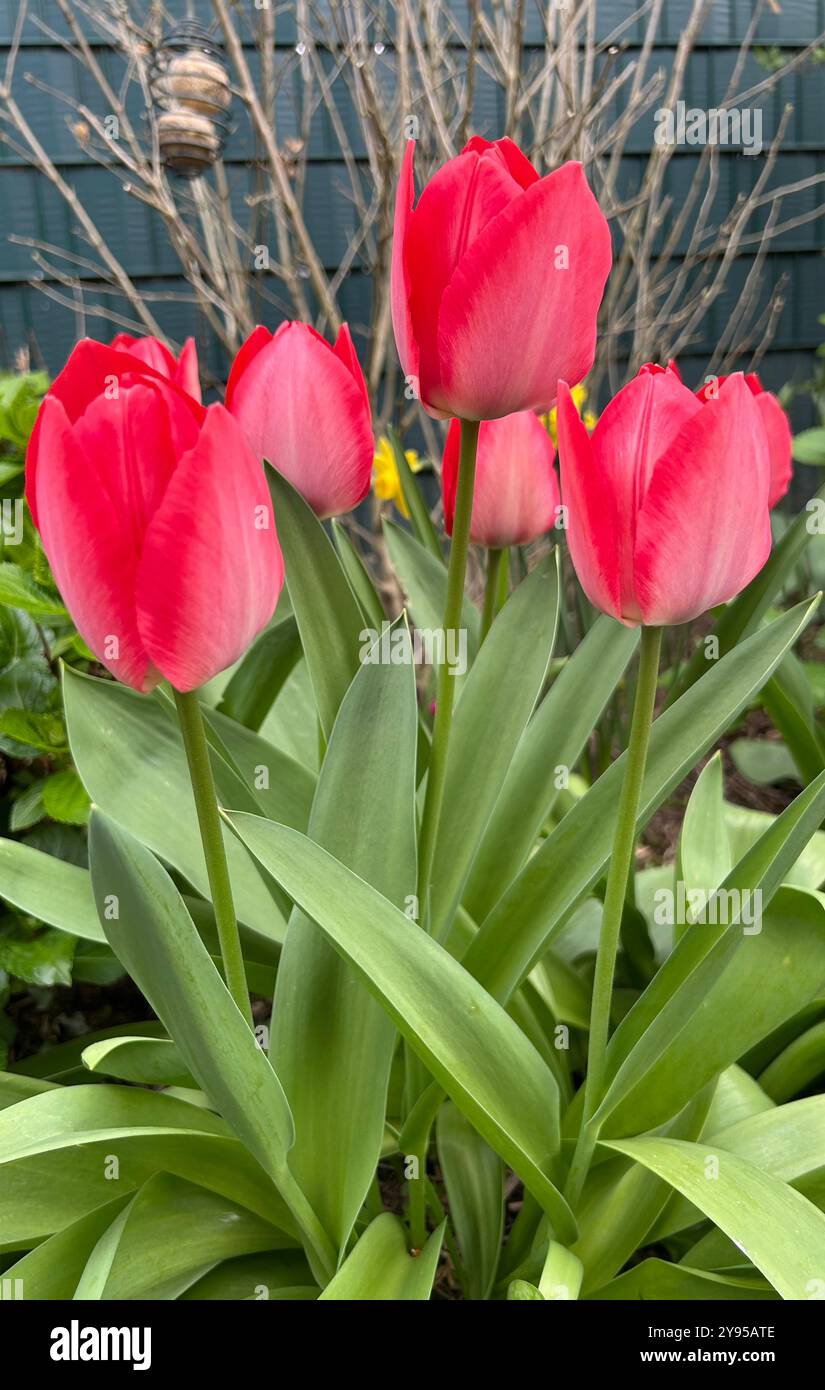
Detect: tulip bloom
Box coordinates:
(557, 364, 772, 626)
(695, 372, 792, 507)
(226, 322, 373, 519)
(391, 137, 612, 422)
(442, 411, 560, 547)
(26, 339, 283, 693)
(109, 332, 201, 402)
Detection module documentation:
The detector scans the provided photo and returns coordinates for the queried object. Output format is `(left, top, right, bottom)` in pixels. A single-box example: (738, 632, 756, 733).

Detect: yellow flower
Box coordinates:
(373, 435, 421, 518)
(542, 383, 596, 445)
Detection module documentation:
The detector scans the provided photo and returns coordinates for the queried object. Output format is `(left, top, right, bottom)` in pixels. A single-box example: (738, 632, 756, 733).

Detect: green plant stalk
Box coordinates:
(174, 688, 253, 1028)
(480, 547, 504, 641)
(564, 624, 663, 1208)
(416, 418, 480, 923)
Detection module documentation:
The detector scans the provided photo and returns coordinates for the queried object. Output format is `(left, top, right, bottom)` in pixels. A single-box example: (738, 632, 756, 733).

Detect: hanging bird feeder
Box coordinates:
(149, 20, 231, 178)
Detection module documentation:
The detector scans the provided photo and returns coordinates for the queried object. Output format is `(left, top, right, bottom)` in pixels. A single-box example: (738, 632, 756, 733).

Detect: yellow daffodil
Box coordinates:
(373, 434, 421, 518)
(542, 382, 597, 444)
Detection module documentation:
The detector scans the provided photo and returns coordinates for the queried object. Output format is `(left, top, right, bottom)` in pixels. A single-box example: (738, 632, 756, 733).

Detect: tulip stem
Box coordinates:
(480, 547, 504, 642)
(416, 418, 480, 930)
(564, 624, 662, 1209)
(174, 688, 253, 1029)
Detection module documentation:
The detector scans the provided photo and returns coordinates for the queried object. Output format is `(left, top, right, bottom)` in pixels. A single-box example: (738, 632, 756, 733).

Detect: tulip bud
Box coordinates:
(391, 137, 612, 421)
(557, 365, 772, 626)
(227, 322, 374, 519)
(26, 340, 282, 692)
(442, 411, 560, 547)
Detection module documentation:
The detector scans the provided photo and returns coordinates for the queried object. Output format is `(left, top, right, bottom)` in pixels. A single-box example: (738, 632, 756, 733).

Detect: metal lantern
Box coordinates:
(149, 20, 231, 178)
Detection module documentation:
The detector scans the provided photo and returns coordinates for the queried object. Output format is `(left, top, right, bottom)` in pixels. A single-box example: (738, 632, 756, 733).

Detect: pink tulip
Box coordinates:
(26, 340, 282, 693)
(557, 364, 772, 626)
(109, 332, 201, 402)
(391, 137, 612, 422)
(442, 411, 560, 547)
(695, 372, 792, 508)
(226, 321, 374, 519)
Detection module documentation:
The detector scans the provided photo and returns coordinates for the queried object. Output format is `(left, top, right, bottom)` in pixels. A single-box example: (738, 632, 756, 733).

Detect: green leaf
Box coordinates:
(318, 1214, 443, 1301)
(729, 738, 799, 786)
(266, 466, 364, 742)
(598, 887, 825, 1137)
(759, 1021, 825, 1101)
(0, 562, 66, 618)
(0, 1085, 296, 1250)
(793, 428, 825, 465)
(436, 1102, 503, 1300)
(181, 1250, 316, 1300)
(0, 707, 66, 753)
(217, 614, 302, 731)
(332, 520, 387, 629)
(42, 769, 91, 825)
(588, 1259, 777, 1300)
(762, 654, 825, 783)
(2, 1195, 133, 1300)
(605, 1135, 825, 1300)
(464, 616, 638, 923)
(82, 1036, 192, 1087)
(678, 753, 731, 906)
(270, 619, 418, 1256)
(0, 838, 102, 942)
(88, 811, 295, 1180)
(9, 780, 46, 832)
(0, 922, 75, 986)
(429, 555, 560, 939)
(463, 598, 820, 1003)
(74, 1172, 286, 1301)
(64, 667, 284, 947)
(383, 520, 480, 663)
(225, 814, 575, 1242)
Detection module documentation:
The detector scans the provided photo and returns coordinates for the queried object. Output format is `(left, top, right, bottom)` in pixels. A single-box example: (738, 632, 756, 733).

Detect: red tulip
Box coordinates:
(695, 372, 792, 507)
(557, 364, 772, 626)
(391, 137, 612, 422)
(442, 411, 560, 547)
(26, 340, 282, 693)
(226, 322, 373, 519)
(109, 332, 201, 402)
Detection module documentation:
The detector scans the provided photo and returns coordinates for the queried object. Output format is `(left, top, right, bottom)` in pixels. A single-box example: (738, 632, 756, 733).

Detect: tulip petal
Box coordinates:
(756, 391, 793, 507)
(225, 325, 273, 411)
(28, 396, 153, 691)
(175, 337, 202, 403)
(434, 162, 612, 419)
(136, 406, 284, 692)
(557, 381, 622, 621)
(461, 136, 540, 190)
(332, 322, 370, 413)
(390, 141, 421, 392)
(634, 374, 772, 626)
(228, 322, 373, 518)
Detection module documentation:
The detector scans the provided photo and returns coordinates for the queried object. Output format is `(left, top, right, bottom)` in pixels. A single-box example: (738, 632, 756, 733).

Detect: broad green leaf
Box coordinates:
(762, 654, 825, 783)
(332, 520, 387, 629)
(64, 667, 284, 947)
(429, 555, 560, 939)
(729, 737, 799, 786)
(266, 466, 363, 742)
(0, 1085, 295, 1249)
(260, 658, 318, 772)
(725, 802, 825, 890)
(3, 1195, 132, 1300)
(793, 427, 825, 465)
(89, 812, 294, 1180)
(74, 1172, 285, 1301)
(759, 1021, 825, 1102)
(270, 620, 418, 1256)
(42, 769, 90, 825)
(82, 1036, 192, 1087)
(598, 888, 825, 1136)
(218, 614, 302, 730)
(606, 1135, 825, 1299)
(383, 520, 480, 660)
(0, 707, 66, 753)
(464, 616, 638, 923)
(226, 814, 575, 1241)
(437, 1102, 503, 1300)
(538, 1240, 584, 1300)
(678, 753, 730, 904)
(10, 1021, 167, 1083)
(464, 597, 820, 1003)
(181, 1250, 316, 1300)
(318, 1214, 443, 1301)
(201, 702, 315, 831)
(0, 562, 66, 618)
(588, 1259, 776, 1300)
(0, 1071, 58, 1108)
(0, 922, 74, 986)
